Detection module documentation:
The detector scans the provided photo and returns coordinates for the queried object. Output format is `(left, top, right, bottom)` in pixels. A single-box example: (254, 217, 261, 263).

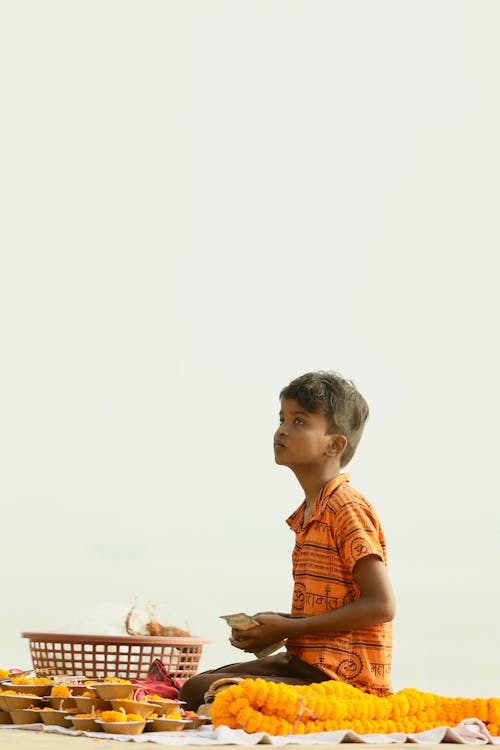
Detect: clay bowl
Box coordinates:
(50, 696, 77, 710)
(110, 698, 156, 719)
(184, 714, 210, 729)
(91, 683, 134, 701)
(0, 710, 11, 724)
(69, 715, 102, 732)
(7, 683, 52, 697)
(74, 695, 108, 712)
(1, 694, 47, 711)
(147, 698, 185, 715)
(9, 708, 42, 724)
(95, 718, 147, 735)
(39, 709, 74, 728)
(147, 716, 189, 732)
(67, 685, 89, 696)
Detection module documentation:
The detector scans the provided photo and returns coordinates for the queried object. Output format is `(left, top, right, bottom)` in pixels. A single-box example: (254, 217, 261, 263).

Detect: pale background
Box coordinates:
(1, 0, 499, 699)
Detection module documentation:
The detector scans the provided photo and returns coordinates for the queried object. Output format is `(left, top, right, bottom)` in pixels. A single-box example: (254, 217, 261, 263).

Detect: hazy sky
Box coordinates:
(1, 0, 499, 698)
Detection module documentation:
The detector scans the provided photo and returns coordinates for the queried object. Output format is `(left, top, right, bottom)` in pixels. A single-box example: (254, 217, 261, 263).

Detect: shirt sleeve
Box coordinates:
(333, 499, 386, 572)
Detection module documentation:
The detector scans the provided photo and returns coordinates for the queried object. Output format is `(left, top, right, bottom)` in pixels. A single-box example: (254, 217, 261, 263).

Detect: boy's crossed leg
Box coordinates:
(179, 652, 329, 712)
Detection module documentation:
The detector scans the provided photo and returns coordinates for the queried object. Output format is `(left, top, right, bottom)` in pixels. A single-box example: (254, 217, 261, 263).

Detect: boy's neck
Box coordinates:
(294, 464, 343, 509)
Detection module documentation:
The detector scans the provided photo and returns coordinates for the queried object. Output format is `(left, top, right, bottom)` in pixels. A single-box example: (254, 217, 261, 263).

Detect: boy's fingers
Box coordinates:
(230, 636, 246, 647)
(231, 632, 258, 648)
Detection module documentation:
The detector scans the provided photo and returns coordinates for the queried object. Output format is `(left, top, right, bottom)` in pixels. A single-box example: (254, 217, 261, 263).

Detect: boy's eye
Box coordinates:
(294, 417, 304, 425)
(279, 416, 284, 424)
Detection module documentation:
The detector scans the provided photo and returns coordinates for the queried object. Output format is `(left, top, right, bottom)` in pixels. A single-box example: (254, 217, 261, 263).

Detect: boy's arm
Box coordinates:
(290, 554, 395, 635)
(254, 611, 292, 618)
(231, 555, 394, 653)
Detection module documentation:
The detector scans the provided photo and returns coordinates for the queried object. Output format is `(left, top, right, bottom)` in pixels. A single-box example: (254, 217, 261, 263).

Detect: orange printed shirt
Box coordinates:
(285, 473, 392, 693)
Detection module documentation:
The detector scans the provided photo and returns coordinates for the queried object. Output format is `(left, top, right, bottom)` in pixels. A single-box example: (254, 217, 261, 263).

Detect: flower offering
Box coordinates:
(211, 678, 500, 736)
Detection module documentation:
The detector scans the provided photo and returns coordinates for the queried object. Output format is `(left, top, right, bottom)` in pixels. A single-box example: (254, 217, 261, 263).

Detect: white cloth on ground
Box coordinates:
(1, 719, 499, 744)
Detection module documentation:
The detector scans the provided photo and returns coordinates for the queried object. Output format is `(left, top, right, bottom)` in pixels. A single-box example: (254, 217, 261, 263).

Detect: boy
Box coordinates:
(180, 371, 395, 711)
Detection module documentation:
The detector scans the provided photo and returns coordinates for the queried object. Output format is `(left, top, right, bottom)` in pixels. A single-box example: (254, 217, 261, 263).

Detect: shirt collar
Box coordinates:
(286, 472, 350, 531)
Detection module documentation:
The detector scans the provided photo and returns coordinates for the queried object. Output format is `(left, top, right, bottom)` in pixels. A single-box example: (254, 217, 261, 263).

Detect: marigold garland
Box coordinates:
(211, 679, 500, 737)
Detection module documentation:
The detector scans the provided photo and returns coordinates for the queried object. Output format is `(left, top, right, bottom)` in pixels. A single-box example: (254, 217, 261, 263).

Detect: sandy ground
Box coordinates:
(0, 731, 468, 750)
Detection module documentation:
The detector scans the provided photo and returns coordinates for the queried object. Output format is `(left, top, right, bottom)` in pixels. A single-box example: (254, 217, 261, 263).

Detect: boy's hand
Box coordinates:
(230, 613, 289, 653)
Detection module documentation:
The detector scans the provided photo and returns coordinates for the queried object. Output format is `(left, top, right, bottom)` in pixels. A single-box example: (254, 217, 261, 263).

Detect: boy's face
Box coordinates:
(274, 398, 338, 470)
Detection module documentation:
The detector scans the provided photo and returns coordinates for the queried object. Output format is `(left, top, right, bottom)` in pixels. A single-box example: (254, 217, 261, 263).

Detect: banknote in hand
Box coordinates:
(220, 613, 285, 658)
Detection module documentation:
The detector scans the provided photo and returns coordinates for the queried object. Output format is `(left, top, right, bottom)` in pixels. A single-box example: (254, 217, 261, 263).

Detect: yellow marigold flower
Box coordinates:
(51, 685, 71, 697)
(0, 669, 10, 679)
(11, 676, 33, 685)
(100, 710, 128, 722)
(11, 676, 50, 685)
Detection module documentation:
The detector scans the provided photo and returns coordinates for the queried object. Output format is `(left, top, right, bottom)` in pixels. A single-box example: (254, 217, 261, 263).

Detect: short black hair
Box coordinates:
(279, 370, 369, 467)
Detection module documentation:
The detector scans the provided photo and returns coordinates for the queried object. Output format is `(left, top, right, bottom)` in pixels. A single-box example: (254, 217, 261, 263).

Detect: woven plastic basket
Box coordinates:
(22, 632, 208, 681)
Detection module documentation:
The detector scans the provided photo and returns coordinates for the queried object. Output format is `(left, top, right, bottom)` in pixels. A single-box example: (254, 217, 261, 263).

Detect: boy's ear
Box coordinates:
(326, 435, 347, 457)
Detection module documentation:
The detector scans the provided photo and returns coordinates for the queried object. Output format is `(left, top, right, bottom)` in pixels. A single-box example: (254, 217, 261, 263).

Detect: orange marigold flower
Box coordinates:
(11, 676, 51, 685)
(100, 710, 128, 722)
(51, 685, 71, 697)
(211, 679, 500, 736)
